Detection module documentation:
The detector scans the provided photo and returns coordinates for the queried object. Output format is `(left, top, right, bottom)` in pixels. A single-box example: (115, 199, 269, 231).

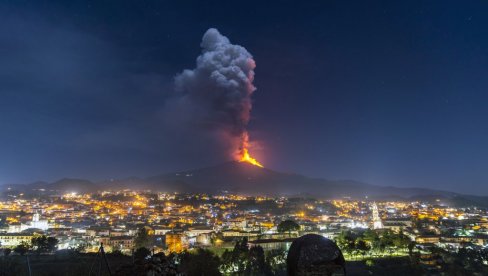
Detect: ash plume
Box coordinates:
(170, 28, 258, 160)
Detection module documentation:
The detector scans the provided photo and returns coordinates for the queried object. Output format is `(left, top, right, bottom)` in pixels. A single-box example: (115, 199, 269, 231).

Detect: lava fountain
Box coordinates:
(239, 148, 263, 167)
(236, 132, 263, 167)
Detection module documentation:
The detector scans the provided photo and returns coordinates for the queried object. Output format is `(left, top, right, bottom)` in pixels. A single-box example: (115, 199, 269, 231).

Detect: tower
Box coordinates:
(371, 202, 383, 229)
(32, 212, 40, 222)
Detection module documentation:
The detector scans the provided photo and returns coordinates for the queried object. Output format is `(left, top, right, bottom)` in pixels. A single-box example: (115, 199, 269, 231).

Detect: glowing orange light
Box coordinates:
(236, 132, 263, 167)
(240, 147, 264, 167)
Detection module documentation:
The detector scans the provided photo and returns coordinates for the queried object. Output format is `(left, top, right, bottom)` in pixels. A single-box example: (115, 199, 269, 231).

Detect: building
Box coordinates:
(383, 217, 412, 232)
(0, 233, 33, 247)
(153, 227, 172, 236)
(474, 234, 488, 246)
(248, 238, 295, 251)
(109, 236, 134, 252)
(185, 226, 214, 237)
(221, 230, 260, 239)
(21, 212, 49, 231)
(99, 236, 134, 253)
(165, 232, 187, 253)
(383, 222, 407, 232)
(7, 223, 21, 233)
(225, 219, 247, 230)
(196, 233, 213, 246)
(416, 235, 441, 244)
(6, 212, 49, 233)
(86, 227, 110, 237)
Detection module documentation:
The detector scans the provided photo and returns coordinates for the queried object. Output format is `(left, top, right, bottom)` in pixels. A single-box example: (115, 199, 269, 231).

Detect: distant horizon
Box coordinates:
(2, 160, 485, 197)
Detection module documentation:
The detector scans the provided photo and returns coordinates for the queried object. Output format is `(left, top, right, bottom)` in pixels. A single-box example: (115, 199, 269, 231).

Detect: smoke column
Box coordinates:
(173, 28, 260, 164)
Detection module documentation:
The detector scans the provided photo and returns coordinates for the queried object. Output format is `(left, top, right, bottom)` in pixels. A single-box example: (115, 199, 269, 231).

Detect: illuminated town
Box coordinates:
(1, 189, 488, 274)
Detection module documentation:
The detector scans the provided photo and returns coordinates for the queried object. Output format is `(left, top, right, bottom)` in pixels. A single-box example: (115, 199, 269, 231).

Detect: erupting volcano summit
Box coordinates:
(239, 147, 263, 167)
(237, 133, 263, 167)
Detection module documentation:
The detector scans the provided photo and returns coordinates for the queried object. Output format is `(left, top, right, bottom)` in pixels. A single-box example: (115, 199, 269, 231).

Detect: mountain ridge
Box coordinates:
(2, 161, 486, 206)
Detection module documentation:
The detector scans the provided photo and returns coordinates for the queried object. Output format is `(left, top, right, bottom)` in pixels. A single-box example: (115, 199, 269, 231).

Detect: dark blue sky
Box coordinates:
(1, 1, 488, 194)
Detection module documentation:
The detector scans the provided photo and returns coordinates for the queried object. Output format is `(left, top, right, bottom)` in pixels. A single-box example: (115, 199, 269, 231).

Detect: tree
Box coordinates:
(246, 246, 271, 275)
(14, 241, 30, 256)
(31, 235, 46, 254)
(363, 229, 380, 253)
(116, 251, 178, 275)
(46, 237, 59, 252)
(75, 242, 87, 253)
(220, 249, 235, 273)
(363, 229, 379, 241)
(355, 239, 370, 258)
(277, 220, 300, 237)
(134, 226, 150, 249)
(335, 231, 357, 256)
(31, 235, 58, 254)
(232, 238, 249, 273)
(266, 249, 287, 275)
(109, 249, 124, 256)
(377, 230, 395, 254)
(3, 248, 11, 256)
(390, 231, 408, 249)
(134, 247, 151, 261)
(220, 238, 250, 274)
(408, 241, 416, 257)
(179, 248, 221, 275)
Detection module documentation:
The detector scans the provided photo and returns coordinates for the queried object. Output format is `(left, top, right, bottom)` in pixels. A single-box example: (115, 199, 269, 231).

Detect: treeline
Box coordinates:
(421, 246, 488, 274)
(3, 235, 59, 256)
(120, 237, 287, 275)
(335, 229, 413, 259)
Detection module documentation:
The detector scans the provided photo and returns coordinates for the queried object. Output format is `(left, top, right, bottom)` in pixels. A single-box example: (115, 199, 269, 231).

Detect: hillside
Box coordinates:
(2, 161, 487, 206)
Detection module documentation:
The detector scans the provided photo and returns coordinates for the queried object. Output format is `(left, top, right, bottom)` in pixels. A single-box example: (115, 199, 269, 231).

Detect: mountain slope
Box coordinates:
(2, 161, 482, 206)
(145, 161, 456, 198)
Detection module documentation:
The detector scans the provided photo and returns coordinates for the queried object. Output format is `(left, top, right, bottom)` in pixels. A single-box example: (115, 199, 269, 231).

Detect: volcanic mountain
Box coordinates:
(3, 161, 488, 206)
(145, 161, 454, 197)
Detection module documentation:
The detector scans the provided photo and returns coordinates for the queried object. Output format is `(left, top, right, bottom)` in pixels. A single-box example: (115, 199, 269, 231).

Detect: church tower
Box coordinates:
(32, 212, 40, 222)
(371, 202, 383, 229)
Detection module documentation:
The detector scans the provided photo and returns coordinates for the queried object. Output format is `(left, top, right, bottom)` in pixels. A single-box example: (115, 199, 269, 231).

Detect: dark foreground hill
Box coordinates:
(3, 161, 488, 206)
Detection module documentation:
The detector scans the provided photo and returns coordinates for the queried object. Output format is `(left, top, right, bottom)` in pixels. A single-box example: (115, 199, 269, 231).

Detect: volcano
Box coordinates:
(4, 161, 488, 207)
(144, 161, 453, 198)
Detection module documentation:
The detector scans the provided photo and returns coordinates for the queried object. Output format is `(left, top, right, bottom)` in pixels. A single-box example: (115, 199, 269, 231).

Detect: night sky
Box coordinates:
(1, 1, 488, 194)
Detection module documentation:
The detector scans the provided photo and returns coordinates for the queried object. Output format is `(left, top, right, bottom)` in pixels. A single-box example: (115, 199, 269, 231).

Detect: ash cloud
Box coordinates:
(168, 28, 257, 160)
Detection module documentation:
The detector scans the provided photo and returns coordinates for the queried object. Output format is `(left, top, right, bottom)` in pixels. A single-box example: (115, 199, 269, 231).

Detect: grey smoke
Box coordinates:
(170, 28, 257, 159)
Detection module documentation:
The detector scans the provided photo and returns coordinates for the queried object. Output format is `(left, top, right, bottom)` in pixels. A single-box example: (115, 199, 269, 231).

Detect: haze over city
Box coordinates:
(2, 1, 488, 195)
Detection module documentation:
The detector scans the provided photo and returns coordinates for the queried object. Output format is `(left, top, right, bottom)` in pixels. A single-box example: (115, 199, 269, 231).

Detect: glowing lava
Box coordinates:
(236, 132, 263, 167)
(239, 148, 263, 167)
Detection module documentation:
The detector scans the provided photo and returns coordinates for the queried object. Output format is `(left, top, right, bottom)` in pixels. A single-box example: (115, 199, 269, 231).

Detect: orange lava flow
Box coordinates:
(239, 148, 264, 167)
